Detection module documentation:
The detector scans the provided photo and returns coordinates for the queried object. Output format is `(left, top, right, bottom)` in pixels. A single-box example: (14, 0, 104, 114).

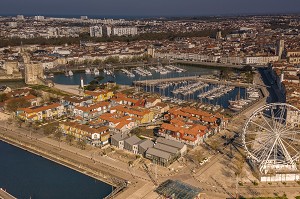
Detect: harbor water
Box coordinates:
(53, 65, 246, 108)
(0, 141, 112, 199)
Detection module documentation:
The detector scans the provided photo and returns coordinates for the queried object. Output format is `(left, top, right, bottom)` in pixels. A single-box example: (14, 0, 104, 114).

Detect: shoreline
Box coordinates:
(0, 133, 121, 187)
(0, 125, 159, 199)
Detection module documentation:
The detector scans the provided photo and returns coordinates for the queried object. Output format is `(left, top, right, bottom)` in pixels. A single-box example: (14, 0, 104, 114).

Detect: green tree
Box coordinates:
(16, 119, 24, 128)
(43, 123, 58, 135)
(0, 93, 8, 102)
(77, 139, 86, 150)
(104, 56, 120, 64)
(68, 60, 75, 66)
(130, 127, 143, 136)
(110, 85, 120, 92)
(6, 98, 31, 112)
(66, 134, 75, 145)
(54, 129, 63, 141)
(93, 59, 102, 65)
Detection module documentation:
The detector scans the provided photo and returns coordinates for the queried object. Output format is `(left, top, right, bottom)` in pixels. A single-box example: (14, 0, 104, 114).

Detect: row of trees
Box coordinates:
(42, 122, 86, 150)
(68, 54, 151, 67)
(0, 29, 233, 48)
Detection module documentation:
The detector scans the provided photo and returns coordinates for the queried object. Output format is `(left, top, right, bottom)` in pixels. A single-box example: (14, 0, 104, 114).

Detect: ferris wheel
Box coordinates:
(242, 103, 300, 174)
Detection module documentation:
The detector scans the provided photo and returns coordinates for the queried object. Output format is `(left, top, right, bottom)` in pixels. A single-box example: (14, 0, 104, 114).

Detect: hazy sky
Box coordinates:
(1, 0, 300, 17)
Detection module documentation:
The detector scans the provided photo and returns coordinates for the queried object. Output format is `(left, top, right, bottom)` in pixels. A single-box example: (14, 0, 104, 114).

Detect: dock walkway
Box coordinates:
(133, 76, 255, 88)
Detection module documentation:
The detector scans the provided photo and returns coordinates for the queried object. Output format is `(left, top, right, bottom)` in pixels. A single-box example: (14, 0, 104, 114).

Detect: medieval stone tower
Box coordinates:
(23, 53, 44, 85)
(5, 61, 19, 75)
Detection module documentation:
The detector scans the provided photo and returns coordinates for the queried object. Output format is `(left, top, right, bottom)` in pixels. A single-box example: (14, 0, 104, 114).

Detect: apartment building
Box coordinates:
(90, 26, 102, 37)
(60, 122, 110, 146)
(84, 90, 114, 102)
(112, 26, 138, 36)
(16, 103, 65, 122)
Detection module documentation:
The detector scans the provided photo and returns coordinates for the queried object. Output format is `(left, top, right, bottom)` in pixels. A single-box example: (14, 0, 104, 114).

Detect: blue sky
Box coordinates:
(1, 0, 300, 17)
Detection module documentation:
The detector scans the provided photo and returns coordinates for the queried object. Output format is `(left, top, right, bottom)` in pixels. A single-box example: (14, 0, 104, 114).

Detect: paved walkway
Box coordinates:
(54, 83, 83, 96)
(0, 188, 17, 199)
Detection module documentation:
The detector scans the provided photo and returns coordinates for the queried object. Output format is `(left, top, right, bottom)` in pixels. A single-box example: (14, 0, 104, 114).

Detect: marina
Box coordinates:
(120, 69, 135, 77)
(53, 65, 217, 86)
(228, 87, 261, 112)
(197, 85, 235, 100)
(144, 81, 249, 108)
(53, 65, 258, 109)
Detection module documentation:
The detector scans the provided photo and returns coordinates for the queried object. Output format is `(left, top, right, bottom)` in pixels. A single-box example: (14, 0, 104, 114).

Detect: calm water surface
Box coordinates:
(0, 141, 112, 199)
(53, 65, 246, 108)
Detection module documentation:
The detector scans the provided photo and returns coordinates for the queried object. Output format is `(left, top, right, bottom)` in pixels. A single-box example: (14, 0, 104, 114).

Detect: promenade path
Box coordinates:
(0, 122, 159, 199)
(0, 188, 17, 199)
(54, 84, 83, 96)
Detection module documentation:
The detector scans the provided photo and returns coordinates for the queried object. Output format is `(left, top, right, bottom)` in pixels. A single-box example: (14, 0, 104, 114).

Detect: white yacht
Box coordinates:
(94, 68, 100, 76)
(85, 68, 91, 74)
(68, 70, 73, 76)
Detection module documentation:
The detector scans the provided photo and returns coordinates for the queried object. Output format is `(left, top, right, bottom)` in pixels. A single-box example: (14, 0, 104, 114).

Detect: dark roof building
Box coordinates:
(156, 180, 202, 199)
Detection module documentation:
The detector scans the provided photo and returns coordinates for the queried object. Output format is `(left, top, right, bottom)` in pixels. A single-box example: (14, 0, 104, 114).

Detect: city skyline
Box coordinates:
(1, 0, 300, 17)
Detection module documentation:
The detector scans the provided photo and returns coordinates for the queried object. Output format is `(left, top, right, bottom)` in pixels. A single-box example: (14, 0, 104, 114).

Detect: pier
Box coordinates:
(0, 188, 17, 199)
(133, 76, 255, 88)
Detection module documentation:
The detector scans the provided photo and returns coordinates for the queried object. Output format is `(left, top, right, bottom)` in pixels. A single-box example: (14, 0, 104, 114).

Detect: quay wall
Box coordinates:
(0, 131, 122, 187)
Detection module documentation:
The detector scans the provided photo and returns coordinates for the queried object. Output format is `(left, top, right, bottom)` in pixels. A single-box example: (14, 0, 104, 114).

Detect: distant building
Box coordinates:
(286, 108, 300, 127)
(112, 26, 138, 36)
(16, 15, 24, 20)
(102, 26, 112, 37)
(243, 56, 279, 65)
(4, 61, 19, 75)
(287, 50, 300, 65)
(276, 39, 284, 59)
(216, 30, 222, 40)
(8, 22, 18, 28)
(34, 15, 44, 21)
(81, 16, 88, 20)
(90, 26, 103, 37)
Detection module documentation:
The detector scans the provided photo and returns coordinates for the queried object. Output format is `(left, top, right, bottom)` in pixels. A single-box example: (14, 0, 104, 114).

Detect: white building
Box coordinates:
(34, 16, 45, 21)
(16, 15, 24, 20)
(80, 16, 88, 20)
(244, 56, 279, 65)
(90, 26, 103, 37)
(8, 22, 18, 28)
(112, 26, 138, 36)
(286, 109, 300, 127)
